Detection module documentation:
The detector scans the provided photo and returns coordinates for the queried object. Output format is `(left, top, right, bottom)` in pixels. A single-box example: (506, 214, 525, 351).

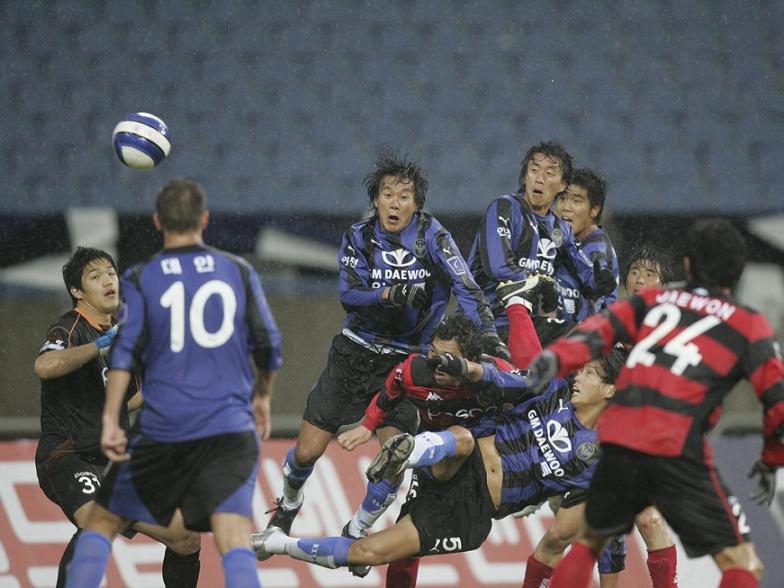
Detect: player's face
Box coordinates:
(523, 153, 567, 215)
(556, 185, 599, 240)
(75, 259, 120, 314)
(625, 260, 662, 295)
(374, 176, 418, 234)
(571, 360, 608, 408)
(428, 337, 463, 387)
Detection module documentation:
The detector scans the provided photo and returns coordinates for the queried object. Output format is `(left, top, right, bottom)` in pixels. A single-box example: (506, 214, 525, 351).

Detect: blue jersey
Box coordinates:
(467, 194, 602, 328)
(555, 226, 619, 322)
(111, 245, 282, 442)
(471, 380, 600, 518)
(339, 211, 495, 352)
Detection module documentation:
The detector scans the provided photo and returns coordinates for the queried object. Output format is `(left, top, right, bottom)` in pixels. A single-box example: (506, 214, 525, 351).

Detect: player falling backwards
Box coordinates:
(265, 151, 502, 577)
(336, 274, 627, 588)
(252, 274, 629, 583)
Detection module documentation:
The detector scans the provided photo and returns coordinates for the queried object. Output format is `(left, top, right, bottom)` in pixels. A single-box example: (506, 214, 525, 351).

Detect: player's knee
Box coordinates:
(292, 444, 321, 467)
(449, 426, 475, 456)
(715, 543, 764, 580)
(348, 538, 385, 566)
(635, 507, 669, 544)
(167, 530, 201, 555)
(539, 525, 570, 555)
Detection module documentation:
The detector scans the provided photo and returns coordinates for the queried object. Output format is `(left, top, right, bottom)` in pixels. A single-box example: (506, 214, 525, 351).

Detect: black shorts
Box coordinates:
(586, 444, 751, 558)
(400, 444, 497, 556)
(36, 442, 136, 538)
(97, 431, 258, 533)
(37, 448, 106, 523)
(303, 334, 418, 434)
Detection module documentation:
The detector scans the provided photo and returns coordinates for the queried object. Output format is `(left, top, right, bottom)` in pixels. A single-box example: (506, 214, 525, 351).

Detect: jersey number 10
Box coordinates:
(160, 280, 237, 352)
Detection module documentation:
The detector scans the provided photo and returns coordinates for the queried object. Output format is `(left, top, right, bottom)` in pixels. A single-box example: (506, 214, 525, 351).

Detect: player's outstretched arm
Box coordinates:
(34, 337, 114, 379)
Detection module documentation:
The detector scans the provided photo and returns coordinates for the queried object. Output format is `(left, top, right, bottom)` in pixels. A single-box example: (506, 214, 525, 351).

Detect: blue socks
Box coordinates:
(408, 431, 457, 467)
(282, 447, 314, 507)
(287, 536, 354, 569)
(348, 478, 400, 535)
(223, 548, 261, 588)
(64, 530, 111, 588)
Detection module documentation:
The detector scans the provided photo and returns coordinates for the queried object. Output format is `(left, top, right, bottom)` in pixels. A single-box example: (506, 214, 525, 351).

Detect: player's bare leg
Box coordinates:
(713, 542, 764, 586)
(254, 513, 422, 570)
(212, 512, 261, 587)
(135, 510, 201, 588)
(635, 506, 678, 588)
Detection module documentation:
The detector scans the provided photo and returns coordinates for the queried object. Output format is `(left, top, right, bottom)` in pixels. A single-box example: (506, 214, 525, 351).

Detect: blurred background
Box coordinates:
(1, 1, 784, 586)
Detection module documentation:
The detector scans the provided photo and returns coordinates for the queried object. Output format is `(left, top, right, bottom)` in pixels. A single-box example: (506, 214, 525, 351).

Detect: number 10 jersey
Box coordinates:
(110, 244, 282, 443)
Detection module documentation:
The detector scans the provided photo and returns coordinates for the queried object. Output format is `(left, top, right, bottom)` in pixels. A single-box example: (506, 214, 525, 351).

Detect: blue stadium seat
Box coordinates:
(0, 0, 781, 214)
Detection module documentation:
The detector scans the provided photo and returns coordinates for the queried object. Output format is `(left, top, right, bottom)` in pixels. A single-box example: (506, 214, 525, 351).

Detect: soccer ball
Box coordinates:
(112, 112, 172, 169)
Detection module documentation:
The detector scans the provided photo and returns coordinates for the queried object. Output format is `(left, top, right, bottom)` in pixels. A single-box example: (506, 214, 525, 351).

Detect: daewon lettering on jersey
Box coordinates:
(110, 245, 282, 442)
(548, 285, 784, 465)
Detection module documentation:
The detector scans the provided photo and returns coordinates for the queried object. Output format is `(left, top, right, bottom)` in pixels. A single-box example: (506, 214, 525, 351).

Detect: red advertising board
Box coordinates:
(0, 439, 716, 587)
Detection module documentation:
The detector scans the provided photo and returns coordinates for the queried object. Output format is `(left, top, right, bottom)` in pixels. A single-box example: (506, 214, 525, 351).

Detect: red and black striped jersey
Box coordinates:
(36, 309, 138, 462)
(548, 285, 784, 465)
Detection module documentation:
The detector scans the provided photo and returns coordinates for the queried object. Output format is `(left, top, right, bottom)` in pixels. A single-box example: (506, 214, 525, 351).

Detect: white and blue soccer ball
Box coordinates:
(112, 112, 172, 169)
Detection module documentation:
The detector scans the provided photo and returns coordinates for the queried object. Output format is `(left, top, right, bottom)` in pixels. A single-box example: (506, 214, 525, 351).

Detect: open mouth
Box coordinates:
(105, 289, 117, 297)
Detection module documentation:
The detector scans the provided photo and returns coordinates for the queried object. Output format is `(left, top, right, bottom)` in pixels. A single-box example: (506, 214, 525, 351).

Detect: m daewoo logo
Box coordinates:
(537, 238, 557, 260)
(546, 420, 572, 453)
(382, 248, 417, 268)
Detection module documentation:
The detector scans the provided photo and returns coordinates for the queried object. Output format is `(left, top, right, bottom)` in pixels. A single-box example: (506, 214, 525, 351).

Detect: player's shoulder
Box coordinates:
(485, 193, 522, 213)
(46, 309, 80, 332)
(202, 245, 251, 270)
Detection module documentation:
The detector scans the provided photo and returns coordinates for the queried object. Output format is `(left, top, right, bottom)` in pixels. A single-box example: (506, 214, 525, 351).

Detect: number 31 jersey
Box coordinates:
(548, 284, 784, 464)
(110, 244, 282, 443)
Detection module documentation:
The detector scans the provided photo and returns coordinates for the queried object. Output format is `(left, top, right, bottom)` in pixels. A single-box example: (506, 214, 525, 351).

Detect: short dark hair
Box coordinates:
(569, 168, 607, 222)
(155, 178, 206, 233)
(518, 140, 573, 192)
(685, 218, 746, 289)
(62, 247, 117, 306)
(624, 243, 674, 285)
(432, 314, 483, 361)
(597, 346, 629, 385)
(364, 150, 428, 210)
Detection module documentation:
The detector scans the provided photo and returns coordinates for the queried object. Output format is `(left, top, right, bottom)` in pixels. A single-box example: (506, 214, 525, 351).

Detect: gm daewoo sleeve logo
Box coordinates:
(382, 248, 417, 268)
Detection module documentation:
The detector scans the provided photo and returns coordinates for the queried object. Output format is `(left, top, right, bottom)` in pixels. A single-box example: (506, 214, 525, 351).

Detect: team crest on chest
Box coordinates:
(414, 238, 427, 259)
(551, 227, 563, 248)
(576, 441, 598, 461)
